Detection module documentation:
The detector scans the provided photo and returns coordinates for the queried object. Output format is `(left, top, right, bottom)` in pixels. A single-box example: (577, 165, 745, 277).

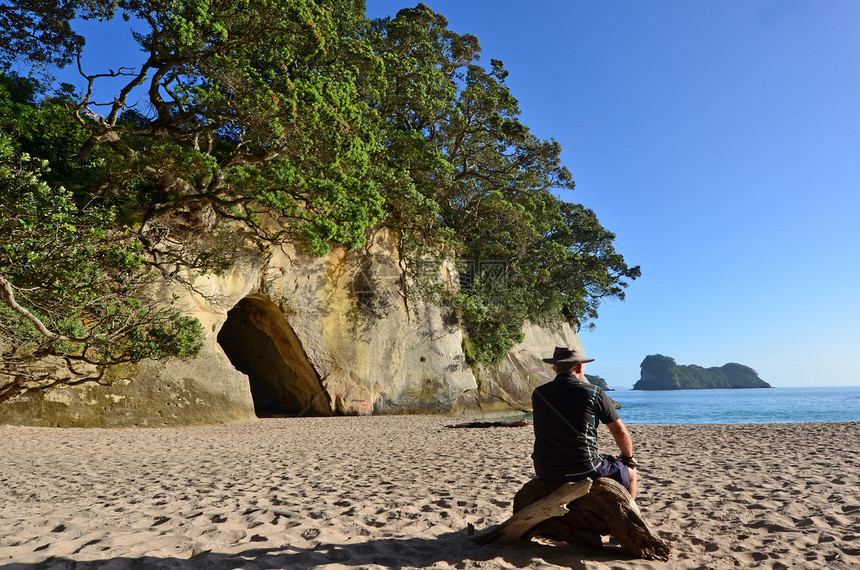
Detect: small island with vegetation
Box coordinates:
(633, 354, 771, 390)
(585, 374, 612, 391)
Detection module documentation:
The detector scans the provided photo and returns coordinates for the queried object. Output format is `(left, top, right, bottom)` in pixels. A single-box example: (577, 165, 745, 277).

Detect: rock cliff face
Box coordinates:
(0, 231, 581, 427)
(453, 322, 585, 417)
(633, 354, 771, 390)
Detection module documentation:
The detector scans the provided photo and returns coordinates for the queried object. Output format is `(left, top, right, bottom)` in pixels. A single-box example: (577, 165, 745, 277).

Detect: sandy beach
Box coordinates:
(1, 417, 858, 569)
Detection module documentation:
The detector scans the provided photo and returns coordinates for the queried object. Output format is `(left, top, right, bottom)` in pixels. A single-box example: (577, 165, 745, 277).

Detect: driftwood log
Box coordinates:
(445, 420, 531, 428)
(479, 478, 670, 561)
(475, 479, 592, 545)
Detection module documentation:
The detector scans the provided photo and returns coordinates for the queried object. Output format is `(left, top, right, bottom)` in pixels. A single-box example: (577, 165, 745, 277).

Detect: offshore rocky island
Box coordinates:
(633, 354, 772, 390)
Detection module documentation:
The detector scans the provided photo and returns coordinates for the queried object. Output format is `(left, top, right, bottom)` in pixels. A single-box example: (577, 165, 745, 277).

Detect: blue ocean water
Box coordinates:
(607, 386, 860, 424)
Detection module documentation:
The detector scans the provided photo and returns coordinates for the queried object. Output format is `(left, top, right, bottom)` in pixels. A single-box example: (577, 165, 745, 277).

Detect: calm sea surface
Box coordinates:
(607, 386, 860, 424)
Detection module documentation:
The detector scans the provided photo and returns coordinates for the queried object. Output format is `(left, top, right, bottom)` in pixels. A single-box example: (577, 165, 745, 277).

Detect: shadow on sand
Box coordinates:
(5, 528, 640, 569)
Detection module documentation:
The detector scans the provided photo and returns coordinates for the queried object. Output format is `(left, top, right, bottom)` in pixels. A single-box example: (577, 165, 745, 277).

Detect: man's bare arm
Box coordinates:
(606, 419, 634, 459)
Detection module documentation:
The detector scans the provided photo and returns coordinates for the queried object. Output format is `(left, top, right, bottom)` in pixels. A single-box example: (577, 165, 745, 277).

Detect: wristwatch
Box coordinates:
(619, 455, 639, 468)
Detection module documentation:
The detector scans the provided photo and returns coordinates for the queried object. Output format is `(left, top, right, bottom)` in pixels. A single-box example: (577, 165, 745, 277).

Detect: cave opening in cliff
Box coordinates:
(216, 295, 331, 418)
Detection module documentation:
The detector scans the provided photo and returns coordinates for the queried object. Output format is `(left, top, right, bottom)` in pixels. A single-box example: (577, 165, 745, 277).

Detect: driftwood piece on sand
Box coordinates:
(475, 479, 592, 545)
(481, 478, 669, 560)
(445, 420, 530, 428)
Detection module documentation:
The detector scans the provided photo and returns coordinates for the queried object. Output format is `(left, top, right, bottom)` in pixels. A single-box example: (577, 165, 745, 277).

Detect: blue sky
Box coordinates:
(364, 0, 860, 388)
(49, 1, 860, 388)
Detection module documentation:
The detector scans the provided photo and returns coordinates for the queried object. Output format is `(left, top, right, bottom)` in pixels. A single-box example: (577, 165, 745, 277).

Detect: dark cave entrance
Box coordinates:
(217, 295, 331, 417)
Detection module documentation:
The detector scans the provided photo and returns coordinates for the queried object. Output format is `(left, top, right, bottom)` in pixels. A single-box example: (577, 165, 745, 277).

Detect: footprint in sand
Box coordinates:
(301, 528, 321, 540)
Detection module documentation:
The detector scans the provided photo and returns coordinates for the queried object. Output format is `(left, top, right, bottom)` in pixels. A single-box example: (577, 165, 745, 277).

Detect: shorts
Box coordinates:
(593, 454, 630, 489)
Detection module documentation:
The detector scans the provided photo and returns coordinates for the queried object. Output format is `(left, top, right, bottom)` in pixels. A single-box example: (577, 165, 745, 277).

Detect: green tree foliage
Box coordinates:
(0, 130, 201, 403)
(0, 1, 641, 396)
(1, 0, 385, 397)
(369, 5, 640, 364)
(3, 0, 386, 255)
(0, 1, 116, 67)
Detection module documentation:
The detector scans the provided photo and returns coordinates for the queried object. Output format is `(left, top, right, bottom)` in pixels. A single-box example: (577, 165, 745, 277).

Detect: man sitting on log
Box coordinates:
(531, 346, 638, 499)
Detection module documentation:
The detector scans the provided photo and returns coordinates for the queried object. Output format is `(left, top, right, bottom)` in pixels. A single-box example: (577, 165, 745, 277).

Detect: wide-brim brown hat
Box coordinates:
(542, 345, 595, 364)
